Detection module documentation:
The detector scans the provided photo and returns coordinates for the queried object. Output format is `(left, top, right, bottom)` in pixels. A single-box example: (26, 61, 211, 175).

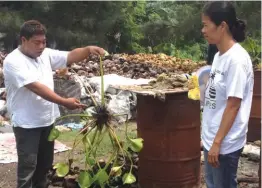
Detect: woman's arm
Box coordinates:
(207, 97, 241, 167)
(213, 97, 241, 145)
(207, 55, 249, 167)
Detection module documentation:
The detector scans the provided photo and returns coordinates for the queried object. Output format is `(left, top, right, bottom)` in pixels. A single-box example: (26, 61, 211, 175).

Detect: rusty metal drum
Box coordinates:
(247, 71, 261, 142)
(136, 91, 201, 188)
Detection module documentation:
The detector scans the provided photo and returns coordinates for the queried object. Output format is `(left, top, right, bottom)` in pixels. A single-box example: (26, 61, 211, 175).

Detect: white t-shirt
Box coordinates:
(3, 48, 69, 128)
(201, 43, 254, 154)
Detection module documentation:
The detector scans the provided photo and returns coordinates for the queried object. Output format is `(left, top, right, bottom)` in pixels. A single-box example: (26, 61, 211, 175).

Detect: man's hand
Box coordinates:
(208, 142, 221, 168)
(87, 46, 106, 56)
(62, 98, 87, 110)
(67, 46, 106, 65)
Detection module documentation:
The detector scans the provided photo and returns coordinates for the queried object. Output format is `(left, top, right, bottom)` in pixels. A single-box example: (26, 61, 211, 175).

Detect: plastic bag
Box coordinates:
(72, 75, 94, 99)
(188, 66, 211, 103)
(0, 100, 6, 116)
(88, 74, 151, 95)
(107, 90, 136, 123)
(188, 75, 200, 100)
(188, 87, 200, 100)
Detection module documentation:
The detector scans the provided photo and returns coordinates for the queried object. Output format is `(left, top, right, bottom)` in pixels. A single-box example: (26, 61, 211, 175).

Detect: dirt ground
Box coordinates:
(0, 123, 260, 188)
(0, 156, 259, 188)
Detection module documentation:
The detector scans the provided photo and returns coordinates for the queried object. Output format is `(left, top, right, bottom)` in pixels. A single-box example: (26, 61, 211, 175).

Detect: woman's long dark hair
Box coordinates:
(206, 44, 218, 65)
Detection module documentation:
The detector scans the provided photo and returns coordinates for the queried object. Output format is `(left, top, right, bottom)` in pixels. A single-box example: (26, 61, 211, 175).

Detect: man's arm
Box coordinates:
(67, 46, 105, 66)
(25, 82, 85, 110)
(25, 82, 66, 105)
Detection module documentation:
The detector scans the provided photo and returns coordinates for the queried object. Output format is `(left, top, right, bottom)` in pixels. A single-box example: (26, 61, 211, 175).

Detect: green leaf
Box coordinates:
(86, 156, 96, 166)
(110, 166, 122, 177)
(53, 163, 69, 177)
(93, 169, 109, 186)
(122, 173, 136, 184)
(77, 171, 92, 188)
(129, 138, 144, 152)
(48, 127, 60, 141)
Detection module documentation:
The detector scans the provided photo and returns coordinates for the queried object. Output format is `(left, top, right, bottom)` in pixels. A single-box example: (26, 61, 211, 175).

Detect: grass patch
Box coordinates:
(57, 130, 79, 144)
(55, 122, 138, 165)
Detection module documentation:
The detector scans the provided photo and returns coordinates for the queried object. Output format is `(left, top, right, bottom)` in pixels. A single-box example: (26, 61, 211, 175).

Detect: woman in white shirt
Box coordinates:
(201, 2, 254, 188)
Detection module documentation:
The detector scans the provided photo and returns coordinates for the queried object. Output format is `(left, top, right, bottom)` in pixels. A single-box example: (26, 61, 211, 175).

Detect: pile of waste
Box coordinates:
(114, 73, 190, 91)
(0, 52, 205, 125)
(67, 53, 206, 79)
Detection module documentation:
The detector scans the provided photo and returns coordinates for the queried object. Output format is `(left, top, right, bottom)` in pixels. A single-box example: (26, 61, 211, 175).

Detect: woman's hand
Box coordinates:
(208, 142, 221, 168)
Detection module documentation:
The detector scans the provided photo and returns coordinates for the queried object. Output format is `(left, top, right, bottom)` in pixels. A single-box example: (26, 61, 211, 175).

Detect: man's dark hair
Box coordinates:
(20, 20, 46, 40)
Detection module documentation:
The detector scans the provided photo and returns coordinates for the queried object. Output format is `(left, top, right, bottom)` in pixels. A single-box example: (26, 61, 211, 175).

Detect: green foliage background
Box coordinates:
(0, 1, 260, 62)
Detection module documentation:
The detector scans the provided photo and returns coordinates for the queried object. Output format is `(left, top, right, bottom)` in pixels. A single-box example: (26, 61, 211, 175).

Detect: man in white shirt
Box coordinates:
(3, 20, 106, 188)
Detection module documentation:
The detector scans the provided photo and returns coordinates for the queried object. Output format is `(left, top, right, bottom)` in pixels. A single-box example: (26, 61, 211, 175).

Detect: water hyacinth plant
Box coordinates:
(48, 54, 144, 188)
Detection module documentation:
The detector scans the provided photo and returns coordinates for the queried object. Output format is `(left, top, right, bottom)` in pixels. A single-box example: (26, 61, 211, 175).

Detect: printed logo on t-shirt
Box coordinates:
(204, 72, 216, 109)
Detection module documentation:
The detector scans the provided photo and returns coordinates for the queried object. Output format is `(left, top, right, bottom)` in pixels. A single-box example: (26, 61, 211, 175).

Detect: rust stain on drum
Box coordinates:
(247, 71, 261, 142)
(136, 91, 201, 188)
